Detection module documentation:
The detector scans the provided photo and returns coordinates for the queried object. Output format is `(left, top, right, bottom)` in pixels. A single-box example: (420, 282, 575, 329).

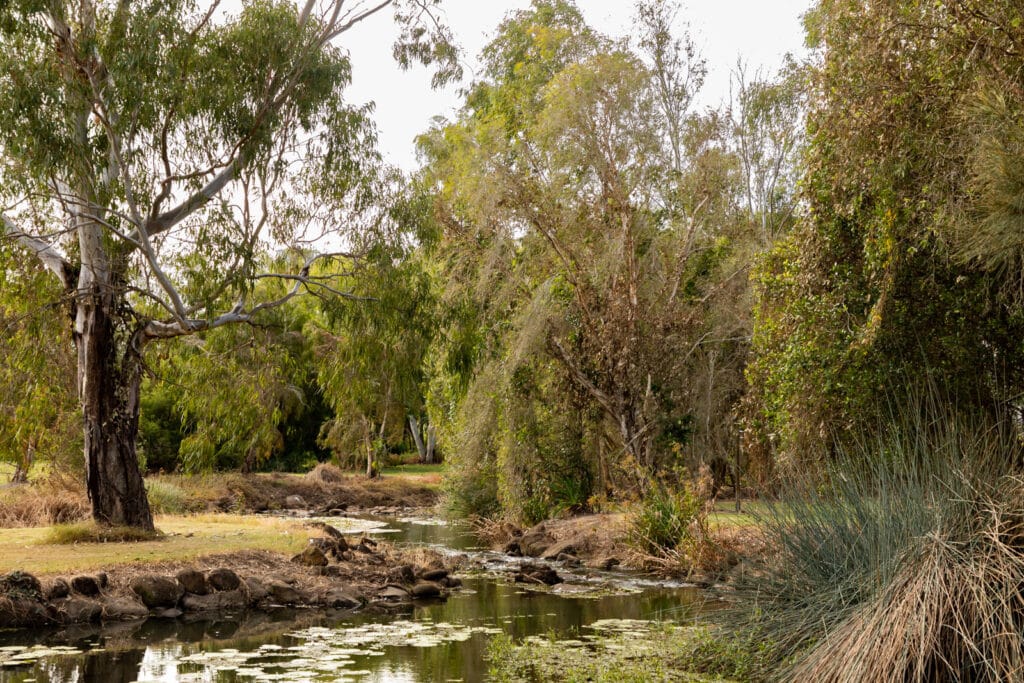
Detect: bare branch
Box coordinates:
(2, 213, 74, 290)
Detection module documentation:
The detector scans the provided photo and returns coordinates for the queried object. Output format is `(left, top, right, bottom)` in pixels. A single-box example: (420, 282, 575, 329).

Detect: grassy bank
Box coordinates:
(0, 514, 312, 575)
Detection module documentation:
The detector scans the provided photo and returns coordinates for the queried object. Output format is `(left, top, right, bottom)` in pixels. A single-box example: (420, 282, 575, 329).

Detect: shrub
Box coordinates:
(729, 397, 1024, 682)
(627, 481, 707, 559)
(145, 479, 193, 515)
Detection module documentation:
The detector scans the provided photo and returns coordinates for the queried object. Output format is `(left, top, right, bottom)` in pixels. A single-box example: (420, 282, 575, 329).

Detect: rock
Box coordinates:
(268, 580, 308, 605)
(587, 557, 621, 571)
(376, 585, 411, 601)
(70, 575, 101, 597)
(291, 545, 328, 567)
(514, 564, 562, 586)
(540, 540, 578, 561)
(323, 588, 361, 609)
(102, 598, 150, 621)
(176, 569, 207, 595)
(340, 551, 354, 562)
(0, 571, 42, 597)
(327, 508, 347, 516)
(182, 589, 248, 612)
(130, 575, 184, 609)
(503, 540, 522, 556)
(420, 568, 449, 582)
(557, 553, 581, 567)
(155, 608, 183, 619)
(387, 565, 416, 585)
(319, 565, 344, 578)
(243, 577, 269, 604)
(0, 598, 50, 628)
(95, 572, 109, 589)
(46, 578, 70, 601)
(207, 568, 241, 592)
(284, 494, 307, 510)
(519, 527, 554, 557)
(443, 576, 463, 588)
(411, 581, 444, 599)
(61, 598, 102, 623)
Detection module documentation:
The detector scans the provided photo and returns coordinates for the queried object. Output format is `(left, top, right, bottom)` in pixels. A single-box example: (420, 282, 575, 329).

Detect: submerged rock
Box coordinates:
(182, 588, 248, 612)
(514, 564, 562, 586)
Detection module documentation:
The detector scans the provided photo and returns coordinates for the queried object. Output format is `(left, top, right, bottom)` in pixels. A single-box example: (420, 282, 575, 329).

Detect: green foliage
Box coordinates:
(627, 481, 706, 557)
(747, 0, 1024, 474)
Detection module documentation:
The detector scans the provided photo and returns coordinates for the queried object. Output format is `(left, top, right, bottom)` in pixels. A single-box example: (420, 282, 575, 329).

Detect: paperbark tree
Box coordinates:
(0, 0, 456, 529)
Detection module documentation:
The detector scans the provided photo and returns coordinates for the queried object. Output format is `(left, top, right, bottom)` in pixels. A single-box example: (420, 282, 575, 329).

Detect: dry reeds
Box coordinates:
(305, 462, 346, 485)
(728, 394, 1024, 682)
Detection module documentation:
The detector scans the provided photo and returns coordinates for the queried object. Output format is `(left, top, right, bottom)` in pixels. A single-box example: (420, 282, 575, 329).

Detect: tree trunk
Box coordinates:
(425, 424, 436, 464)
(75, 286, 154, 530)
(409, 415, 426, 462)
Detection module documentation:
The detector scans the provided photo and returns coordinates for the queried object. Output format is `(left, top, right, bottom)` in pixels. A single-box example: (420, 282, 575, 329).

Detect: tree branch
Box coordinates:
(2, 214, 74, 290)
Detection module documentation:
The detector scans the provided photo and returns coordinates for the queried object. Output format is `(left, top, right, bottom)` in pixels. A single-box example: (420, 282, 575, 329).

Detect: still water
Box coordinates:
(0, 517, 703, 682)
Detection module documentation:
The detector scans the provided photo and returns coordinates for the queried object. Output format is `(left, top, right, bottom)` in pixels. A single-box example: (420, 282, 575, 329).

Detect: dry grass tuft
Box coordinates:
(0, 479, 89, 528)
(305, 463, 346, 485)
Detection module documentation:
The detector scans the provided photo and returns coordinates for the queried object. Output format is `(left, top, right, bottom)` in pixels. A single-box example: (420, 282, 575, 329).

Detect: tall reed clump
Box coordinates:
(728, 395, 1024, 682)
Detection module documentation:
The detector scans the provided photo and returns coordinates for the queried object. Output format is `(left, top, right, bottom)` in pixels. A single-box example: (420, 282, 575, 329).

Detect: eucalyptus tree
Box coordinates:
(0, 0, 457, 529)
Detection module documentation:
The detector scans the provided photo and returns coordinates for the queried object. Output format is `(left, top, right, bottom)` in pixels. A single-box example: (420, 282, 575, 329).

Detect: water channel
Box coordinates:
(0, 516, 704, 682)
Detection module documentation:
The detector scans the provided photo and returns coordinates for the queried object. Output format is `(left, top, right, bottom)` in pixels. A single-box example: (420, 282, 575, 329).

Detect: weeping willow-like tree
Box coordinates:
(0, 0, 457, 529)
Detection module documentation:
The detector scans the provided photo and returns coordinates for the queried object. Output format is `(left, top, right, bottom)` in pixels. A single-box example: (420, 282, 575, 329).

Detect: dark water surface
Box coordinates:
(0, 517, 703, 682)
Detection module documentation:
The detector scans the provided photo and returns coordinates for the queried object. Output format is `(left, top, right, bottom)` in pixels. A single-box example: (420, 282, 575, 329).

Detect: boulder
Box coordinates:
(323, 588, 361, 609)
(45, 578, 70, 601)
(95, 572, 109, 589)
(540, 540, 579, 561)
(587, 557, 621, 571)
(519, 526, 554, 557)
(243, 577, 269, 605)
(102, 598, 150, 621)
(514, 564, 562, 586)
(182, 589, 248, 612)
(0, 571, 42, 597)
(70, 575, 101, 597)
(503, 540, 522, 556)
(291, 545, 329, 567)
(61, 598, 102, 623)
(176, 569, 207, 595)
(283, 495, 307, 510)
(410, 581, 444, 599)
(268, 580, 308, 605)
(130, 575, 184, 609)
(207, 568, 241, 592)
(443, 576, 463, 588)
(376, 585, 411, 601)
(420, 568, 449, 582)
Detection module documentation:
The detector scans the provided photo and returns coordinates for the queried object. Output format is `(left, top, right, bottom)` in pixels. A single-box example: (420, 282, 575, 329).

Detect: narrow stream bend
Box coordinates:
(0, 516, 704, 682)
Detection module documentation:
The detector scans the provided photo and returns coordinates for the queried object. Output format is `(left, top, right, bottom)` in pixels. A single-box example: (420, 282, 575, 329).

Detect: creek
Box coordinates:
(0, 515, 703, 682)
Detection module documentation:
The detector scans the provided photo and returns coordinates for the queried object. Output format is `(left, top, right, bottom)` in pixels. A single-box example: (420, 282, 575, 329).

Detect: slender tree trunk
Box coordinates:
(409, 415, 426, 462)
(75, 286, 154, 530)
(425, 425, 436, 464)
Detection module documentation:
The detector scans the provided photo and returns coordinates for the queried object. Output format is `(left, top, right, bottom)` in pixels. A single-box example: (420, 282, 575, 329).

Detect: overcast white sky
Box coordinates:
(340, 1, 814, 171)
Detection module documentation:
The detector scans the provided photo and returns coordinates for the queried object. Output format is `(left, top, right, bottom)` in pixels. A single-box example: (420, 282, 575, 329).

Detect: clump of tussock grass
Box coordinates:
(729, 393, 1024, 682)
(144, 479, 198, 515)
(46, 521, 164, 544)
(305, 462, 346, 485)
(0, 479, 89, 528)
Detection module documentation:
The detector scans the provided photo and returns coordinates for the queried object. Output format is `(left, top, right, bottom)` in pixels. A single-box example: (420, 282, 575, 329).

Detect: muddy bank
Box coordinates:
(0, 525, 462, 630)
